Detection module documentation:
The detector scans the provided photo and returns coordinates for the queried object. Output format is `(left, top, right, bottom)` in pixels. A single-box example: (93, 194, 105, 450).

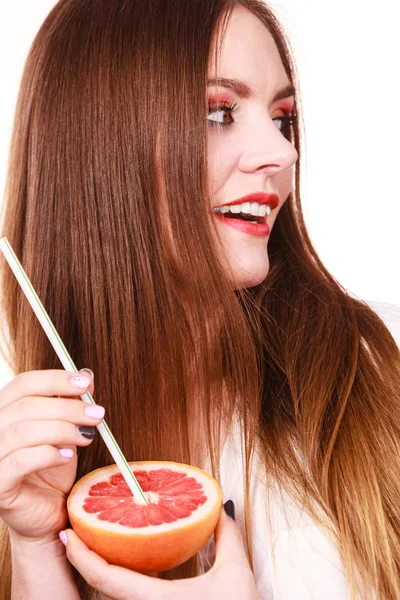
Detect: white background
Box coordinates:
(0, 1, 399, 386)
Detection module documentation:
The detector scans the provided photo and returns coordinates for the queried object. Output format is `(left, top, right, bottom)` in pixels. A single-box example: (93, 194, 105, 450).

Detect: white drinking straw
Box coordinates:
(0, 237, 147, 505)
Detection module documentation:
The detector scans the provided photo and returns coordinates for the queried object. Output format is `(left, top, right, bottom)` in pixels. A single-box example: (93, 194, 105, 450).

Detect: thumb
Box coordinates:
(212, 502, 250, 570)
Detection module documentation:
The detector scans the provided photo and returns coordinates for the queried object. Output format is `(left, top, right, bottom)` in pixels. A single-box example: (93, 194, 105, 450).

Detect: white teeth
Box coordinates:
(213, 202, 273, 217)
(259, 205, 268, 217)
(250, 202, 260, 216)
(260, 205, 271, 217)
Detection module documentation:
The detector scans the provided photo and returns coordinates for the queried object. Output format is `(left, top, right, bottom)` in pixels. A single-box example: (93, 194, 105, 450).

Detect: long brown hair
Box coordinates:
(1, 1, 399, 598)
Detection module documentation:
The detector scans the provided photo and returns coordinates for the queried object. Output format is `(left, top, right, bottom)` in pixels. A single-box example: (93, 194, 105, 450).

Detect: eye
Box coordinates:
(207, 102, 238, 128)
(207, 103, 297, 138)
(273, 115, 297, 140)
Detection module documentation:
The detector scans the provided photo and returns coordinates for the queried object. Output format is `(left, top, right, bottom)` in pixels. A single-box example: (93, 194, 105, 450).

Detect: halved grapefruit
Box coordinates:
(67, 460, 222, 573)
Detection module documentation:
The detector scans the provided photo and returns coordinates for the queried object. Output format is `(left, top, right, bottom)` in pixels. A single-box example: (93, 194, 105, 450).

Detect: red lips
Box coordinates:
(216, 192, 279, 209)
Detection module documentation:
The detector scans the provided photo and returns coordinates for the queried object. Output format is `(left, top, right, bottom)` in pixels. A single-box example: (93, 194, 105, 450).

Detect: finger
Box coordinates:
(0, 396, 105, 434)
(0, 419, 96, 464)
(79, 368, 95, 399)
(212, 507, 251, 571)
(0, 445, 76, 504)
(63, 529, 169, 600)
(0, 369, 94, 411)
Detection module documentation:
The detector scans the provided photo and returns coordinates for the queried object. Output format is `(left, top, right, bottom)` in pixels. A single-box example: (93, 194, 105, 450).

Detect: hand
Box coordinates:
(0, 369, 104, 544)
(62, 508, 261, 600)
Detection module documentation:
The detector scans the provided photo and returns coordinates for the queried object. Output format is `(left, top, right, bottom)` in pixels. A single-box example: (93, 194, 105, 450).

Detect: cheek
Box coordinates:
(275, 166, 295, 199)
(207, 137, 236, 193)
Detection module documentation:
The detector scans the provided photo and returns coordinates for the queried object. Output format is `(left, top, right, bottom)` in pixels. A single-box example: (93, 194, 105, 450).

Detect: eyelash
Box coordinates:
(207, 102, 239, 128)
(207, 102, 297, 136)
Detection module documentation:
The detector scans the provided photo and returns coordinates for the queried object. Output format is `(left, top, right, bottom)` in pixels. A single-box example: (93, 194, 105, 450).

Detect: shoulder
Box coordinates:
(363, 299, 400, 346)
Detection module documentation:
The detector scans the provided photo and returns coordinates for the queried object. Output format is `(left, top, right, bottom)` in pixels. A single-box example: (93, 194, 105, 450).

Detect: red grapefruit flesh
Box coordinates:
(67, 461, 222, 573)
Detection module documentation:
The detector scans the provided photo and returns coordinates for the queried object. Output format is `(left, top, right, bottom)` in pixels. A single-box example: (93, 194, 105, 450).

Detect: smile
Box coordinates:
(213, 212, 271, 237)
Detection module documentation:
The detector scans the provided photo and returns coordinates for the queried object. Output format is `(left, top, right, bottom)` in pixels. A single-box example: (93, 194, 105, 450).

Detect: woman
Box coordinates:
(1, 0, 399, 598)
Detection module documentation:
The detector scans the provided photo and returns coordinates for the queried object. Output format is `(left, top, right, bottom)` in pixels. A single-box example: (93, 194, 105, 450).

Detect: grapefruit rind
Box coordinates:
(67, 461, 222, 573)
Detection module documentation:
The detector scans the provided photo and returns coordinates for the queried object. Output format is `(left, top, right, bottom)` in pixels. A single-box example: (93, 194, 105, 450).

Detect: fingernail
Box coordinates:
(71, 375, 91, 389)
(59, 448, 74, 458)
(59, 531, 67, 546)
(224, 500, 235, 521)
(84, 405, 105, 419)
(78, 426, 96, 439)
(80, 368, 94, 380)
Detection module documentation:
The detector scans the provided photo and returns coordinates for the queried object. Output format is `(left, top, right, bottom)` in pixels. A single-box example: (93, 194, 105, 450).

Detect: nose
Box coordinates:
(237, 119, 298, 176)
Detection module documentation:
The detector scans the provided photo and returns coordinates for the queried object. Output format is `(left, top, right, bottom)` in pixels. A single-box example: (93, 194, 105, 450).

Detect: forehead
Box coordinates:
(209, 6, 290, 94)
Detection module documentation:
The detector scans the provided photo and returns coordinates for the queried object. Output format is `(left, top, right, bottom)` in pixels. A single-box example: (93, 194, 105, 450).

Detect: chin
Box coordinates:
(231, 257, 270, 289)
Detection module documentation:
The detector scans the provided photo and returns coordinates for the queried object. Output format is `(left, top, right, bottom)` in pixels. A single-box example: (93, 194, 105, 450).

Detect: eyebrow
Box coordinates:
(207, 77, 295, 102)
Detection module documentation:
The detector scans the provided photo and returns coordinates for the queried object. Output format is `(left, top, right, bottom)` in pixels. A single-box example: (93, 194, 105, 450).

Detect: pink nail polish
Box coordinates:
(71, 375, 91, 389)
(59, 448, 74, 458)
(84, 405, 105, 419)
(59, 531, 67, 546)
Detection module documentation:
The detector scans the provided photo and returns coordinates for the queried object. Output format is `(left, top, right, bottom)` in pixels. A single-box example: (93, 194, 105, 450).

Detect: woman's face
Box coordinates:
(208, 6, 298, 288)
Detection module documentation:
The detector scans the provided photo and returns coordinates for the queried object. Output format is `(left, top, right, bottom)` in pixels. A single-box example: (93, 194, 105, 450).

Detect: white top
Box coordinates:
(198, 300, 400, 599)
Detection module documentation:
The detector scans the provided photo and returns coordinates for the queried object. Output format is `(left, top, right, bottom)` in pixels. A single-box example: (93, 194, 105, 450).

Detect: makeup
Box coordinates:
(213, 212, 270, 237)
